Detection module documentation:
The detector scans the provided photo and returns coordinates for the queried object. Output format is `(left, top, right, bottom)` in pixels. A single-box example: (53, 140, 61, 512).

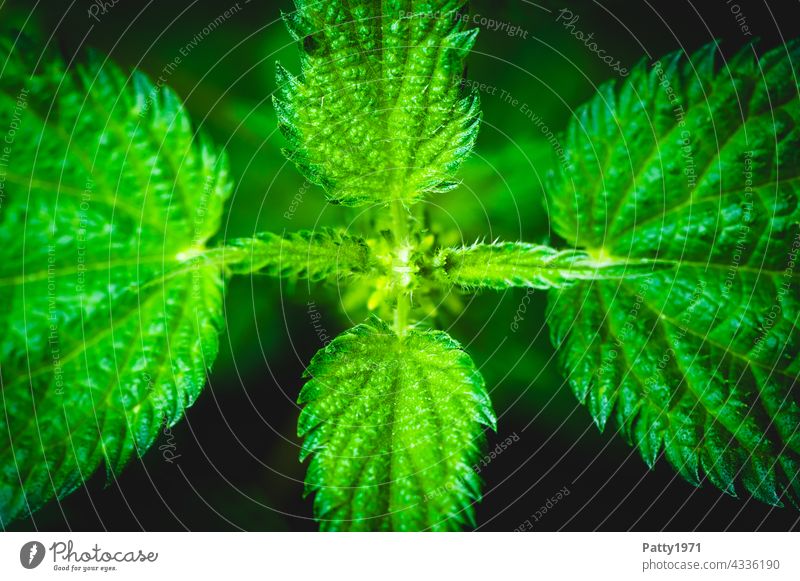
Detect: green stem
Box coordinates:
(394, 293, 410, 336)
(391, 198, 413, 336)
(391, 198, 409, 242)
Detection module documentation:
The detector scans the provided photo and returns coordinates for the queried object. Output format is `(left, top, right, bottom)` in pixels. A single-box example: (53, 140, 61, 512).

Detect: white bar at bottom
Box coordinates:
(0, 532, 796, 580)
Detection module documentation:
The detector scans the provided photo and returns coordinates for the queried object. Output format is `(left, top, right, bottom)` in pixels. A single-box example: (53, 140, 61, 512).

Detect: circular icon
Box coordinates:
(19, 541, 46, 569)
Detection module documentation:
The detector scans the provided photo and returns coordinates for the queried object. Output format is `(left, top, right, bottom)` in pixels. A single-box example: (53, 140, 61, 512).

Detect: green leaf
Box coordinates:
(548, 41, 800, 506)
(227, 229, 373, 281)
(276, 0, 481, 206)
(0, 45, 231, 522)
(435, 242, 661, 290)
(298, 318, 496, 530)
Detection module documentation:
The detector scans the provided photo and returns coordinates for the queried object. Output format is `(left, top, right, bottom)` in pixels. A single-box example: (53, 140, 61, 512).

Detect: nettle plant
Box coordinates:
(1, 1, 799, 531)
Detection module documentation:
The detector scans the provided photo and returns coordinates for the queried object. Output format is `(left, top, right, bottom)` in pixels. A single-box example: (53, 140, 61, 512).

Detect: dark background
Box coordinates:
(4, 0, 800, 531)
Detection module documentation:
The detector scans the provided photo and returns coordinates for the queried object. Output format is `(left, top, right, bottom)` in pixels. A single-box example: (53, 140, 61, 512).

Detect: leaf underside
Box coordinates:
(0, 41, 230, 523)
(549, 41, 800, 506)
(276, 0, 480, 206)
(298, 318, 496, 531)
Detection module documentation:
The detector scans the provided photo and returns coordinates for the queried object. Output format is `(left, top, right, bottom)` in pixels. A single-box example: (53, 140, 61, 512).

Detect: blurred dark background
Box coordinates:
(4, 0, 800, 531)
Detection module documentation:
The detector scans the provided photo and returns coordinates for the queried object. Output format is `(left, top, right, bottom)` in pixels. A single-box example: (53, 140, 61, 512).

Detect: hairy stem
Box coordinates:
(391, 198, 414, 336)
(437, 243, 671, 290)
